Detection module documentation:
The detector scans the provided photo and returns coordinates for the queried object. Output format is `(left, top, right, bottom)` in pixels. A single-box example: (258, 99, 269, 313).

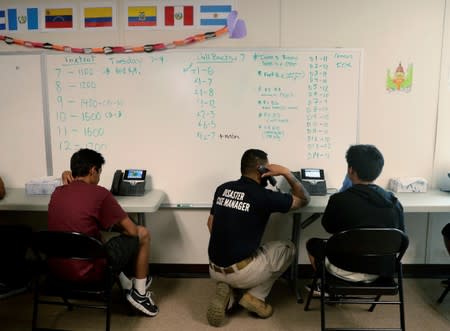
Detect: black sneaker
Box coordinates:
(145, 276, 153, 290)
(126, 288, 159, 317)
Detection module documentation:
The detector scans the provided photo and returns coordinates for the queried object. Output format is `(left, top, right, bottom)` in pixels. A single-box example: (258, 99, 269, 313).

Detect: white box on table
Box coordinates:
(25, 176, 61, 195)
(388, 177, 427, 193)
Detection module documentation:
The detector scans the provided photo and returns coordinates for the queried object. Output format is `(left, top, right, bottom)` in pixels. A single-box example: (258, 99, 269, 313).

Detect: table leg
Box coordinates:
(137, 213, 146, 227)
(290, 213, 322, 303)
(291, 213, 303, 303)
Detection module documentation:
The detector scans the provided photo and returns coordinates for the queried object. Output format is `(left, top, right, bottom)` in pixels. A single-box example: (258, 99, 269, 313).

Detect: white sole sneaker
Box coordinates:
(126, 289, 159, 317)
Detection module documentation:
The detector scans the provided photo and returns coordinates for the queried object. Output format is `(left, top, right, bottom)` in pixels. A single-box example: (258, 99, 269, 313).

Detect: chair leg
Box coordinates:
(320, 266, 326, 331)
(437, 279, 450, 303)
(105, 291, 112, 331)
(368, 295, 381, 312)
(106, 304, 111, 331)
(304, 276, 318, 311)
(32, 276, 40, 331)
(62, 296, 74, 311)
(105, 270, 113, 331)
(437, 285, 450, 303)
(398, 266, 406, 331)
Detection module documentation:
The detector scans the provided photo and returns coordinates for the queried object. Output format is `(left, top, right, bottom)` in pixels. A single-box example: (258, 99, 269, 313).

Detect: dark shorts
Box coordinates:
(104, 235, 139, 273)
(306, 237, 327, 260)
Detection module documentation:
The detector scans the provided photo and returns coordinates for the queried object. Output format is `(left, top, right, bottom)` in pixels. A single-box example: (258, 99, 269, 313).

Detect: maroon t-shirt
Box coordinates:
(48, 181, 128, 281)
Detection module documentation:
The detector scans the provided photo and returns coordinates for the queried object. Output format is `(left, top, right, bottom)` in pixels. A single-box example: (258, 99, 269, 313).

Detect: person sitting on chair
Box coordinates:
(48, 148, 158, 316)
(306, 144, 405, 295)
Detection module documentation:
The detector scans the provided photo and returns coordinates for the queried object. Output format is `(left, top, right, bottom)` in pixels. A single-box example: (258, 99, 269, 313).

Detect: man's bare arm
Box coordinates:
(262, 164, 310, 210)
(207, 214, 214, 233)
(61, 171, 74, 185)
(284, 171, 310, 210)
(116, 216, 139, 237)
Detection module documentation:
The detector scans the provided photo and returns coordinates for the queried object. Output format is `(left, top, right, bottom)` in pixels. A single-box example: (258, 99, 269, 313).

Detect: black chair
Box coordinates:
(437, 223, 450, 303)
(0, 224, 33, 298)
(32, 231, 114, 331)
(304, 228, 409, 331)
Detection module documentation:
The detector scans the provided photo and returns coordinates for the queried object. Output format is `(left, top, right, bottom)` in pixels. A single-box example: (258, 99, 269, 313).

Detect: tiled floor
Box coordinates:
(1, 277, 449, 331)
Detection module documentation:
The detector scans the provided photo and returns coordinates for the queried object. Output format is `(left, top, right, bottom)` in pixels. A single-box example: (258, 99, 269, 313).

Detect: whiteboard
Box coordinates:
(0, 53, 47, 188)
(46, 49, 361, 205)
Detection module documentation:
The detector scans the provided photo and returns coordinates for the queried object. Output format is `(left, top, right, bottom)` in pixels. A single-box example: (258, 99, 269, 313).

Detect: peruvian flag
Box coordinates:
(165, 5, 193, 26)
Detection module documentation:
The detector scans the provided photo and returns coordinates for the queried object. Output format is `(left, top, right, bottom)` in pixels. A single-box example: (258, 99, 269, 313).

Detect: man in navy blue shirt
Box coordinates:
(206, 149, 310, 326)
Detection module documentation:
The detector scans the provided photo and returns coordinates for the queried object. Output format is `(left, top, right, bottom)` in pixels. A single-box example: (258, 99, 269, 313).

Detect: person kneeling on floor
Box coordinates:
(206, 149, 310, 326)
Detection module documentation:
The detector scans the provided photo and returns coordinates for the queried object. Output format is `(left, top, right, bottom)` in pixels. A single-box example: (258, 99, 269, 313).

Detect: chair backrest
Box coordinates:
(326, 228, 409, 276)
(33, 231, 107, 260)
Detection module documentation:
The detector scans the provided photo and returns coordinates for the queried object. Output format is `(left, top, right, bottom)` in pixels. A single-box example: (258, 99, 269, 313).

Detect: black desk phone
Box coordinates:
(293, 168, 327, 196)
(111, 169, 146, 196)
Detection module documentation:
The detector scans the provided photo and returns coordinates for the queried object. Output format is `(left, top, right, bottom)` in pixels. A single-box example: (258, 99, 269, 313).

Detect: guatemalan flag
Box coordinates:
(6, 7, 39, 31)
(199, 4, 232, 26)
(0, 9, 6, 31)
(164, 5, 194, 27)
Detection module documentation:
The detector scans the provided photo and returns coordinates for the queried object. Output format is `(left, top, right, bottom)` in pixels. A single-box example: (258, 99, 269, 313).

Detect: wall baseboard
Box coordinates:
(149, 263, 450, 279)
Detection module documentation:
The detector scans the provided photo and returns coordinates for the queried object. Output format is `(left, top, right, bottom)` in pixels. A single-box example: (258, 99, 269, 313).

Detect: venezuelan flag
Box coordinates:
(128, 6, 156, 27)
(45, 8, 73, 29)
(84, 7, 112, 28)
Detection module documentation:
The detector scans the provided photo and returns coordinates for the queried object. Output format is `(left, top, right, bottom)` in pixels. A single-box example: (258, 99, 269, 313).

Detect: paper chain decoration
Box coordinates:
(0, 10, 246, 54)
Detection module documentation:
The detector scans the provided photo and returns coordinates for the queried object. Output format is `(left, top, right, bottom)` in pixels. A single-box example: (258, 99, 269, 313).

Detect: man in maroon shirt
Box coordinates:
(48, 148, 158, 317)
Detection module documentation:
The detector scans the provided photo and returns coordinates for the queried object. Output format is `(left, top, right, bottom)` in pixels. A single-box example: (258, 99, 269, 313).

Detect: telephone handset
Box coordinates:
(257, 165, 277, 187)
(110, 169, 146, 196)
(111, 170, 123, 195)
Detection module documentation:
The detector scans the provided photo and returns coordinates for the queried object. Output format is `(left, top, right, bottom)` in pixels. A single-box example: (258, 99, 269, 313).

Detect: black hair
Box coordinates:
(70, 148, 105, 177)
(346, 144, 384, 181)
(241, 149, 268, 174)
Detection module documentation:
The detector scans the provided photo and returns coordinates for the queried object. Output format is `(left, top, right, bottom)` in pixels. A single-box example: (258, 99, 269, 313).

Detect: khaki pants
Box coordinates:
(209, 241, 295, 301)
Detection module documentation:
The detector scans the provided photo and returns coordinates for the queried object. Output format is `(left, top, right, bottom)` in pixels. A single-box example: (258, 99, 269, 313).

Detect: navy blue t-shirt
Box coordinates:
(208, 176, 293, 267)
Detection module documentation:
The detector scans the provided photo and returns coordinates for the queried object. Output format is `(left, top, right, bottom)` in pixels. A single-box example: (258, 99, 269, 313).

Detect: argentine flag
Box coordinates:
(199, 5, 232, 26)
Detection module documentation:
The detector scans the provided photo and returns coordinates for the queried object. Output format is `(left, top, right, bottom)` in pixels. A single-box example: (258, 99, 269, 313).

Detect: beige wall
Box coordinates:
(1, 0, 449, 263)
